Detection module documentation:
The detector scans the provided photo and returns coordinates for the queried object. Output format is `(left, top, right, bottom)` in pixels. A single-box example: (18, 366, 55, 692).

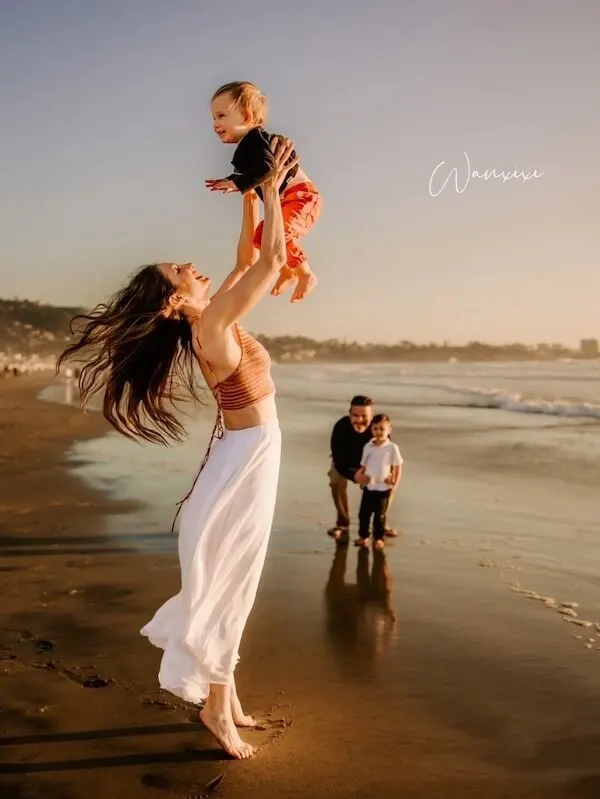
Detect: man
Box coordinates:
(328, 396, 398, 542)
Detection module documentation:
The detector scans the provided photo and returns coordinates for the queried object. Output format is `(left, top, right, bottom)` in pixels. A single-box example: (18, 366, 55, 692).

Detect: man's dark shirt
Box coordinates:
(330, 416, 373, 482)
(226, 126, 299, 199)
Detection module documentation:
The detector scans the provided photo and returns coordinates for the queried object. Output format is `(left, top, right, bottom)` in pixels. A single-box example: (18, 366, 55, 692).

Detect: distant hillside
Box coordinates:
(0, 298, 83, 355)
(1, 297, 594, 363)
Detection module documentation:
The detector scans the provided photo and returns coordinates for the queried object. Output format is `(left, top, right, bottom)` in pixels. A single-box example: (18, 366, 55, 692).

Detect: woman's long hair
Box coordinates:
(57, 264, 204, 445)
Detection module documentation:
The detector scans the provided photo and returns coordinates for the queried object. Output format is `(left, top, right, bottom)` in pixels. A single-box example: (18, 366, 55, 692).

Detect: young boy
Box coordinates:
(206, 81, 322, 303)
(355, 414, 403, 550)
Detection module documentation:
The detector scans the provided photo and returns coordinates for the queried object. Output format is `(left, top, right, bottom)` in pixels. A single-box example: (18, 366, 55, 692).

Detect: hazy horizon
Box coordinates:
(1, 1, 599, 347)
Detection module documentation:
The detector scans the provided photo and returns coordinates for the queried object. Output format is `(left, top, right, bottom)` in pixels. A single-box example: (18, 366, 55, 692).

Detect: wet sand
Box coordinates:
(1, 376, 600, 798)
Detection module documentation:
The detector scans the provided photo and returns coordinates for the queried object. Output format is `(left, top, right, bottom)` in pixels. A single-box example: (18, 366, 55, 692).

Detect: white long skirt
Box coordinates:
(140, 421, 281, 704)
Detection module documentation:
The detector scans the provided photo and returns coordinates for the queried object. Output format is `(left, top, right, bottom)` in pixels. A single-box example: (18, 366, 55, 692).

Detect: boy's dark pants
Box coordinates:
(358, 488, 392, 541)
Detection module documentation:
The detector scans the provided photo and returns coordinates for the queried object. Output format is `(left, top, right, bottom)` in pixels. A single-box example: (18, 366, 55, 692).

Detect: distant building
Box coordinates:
(580, 338, 599, 357)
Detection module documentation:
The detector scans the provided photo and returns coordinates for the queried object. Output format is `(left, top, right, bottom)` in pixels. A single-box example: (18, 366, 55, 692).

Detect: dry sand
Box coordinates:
(1, 375, 600, 799)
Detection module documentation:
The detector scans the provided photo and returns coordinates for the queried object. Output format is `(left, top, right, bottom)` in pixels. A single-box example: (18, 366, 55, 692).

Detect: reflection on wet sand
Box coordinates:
(64, 377, 74, 405)
(323, 544, 398, 676)
(60, 367, 81, 406)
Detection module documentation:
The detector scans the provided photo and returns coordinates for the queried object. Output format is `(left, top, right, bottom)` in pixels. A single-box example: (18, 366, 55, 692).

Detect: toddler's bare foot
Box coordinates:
(291, 270, 318, 303)
(270, 266, 294, 296)
(199, 708, 255, 759)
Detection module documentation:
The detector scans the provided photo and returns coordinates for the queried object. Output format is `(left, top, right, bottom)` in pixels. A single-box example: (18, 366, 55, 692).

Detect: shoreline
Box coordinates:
(0, 374, 138, 545)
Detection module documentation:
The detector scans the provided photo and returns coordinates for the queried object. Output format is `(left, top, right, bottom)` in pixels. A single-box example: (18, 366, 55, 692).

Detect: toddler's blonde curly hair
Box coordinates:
(211, 81, 268, 126)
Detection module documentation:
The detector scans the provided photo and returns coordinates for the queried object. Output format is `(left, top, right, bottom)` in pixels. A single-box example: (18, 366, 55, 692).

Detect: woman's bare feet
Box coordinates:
(230, 674, 257, 728)
(374, 539, 385, 550)
(354, 537, 369, 549)
(291, 269, 318, 303)
(230, 692, 257, 728)
(200, 683, 255, 759)
(199, 707, 255, 759)
(270, 266, 294, 296)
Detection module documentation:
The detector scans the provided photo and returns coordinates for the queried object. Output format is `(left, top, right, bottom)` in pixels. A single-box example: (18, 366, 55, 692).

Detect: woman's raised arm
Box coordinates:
(236, 191, 260, 270)
(210, 192, 260, 301)
(203, 138, 297, 330)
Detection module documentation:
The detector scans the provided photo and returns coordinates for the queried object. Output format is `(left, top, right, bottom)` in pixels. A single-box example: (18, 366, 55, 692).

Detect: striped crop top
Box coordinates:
(208, 327, 275, 411)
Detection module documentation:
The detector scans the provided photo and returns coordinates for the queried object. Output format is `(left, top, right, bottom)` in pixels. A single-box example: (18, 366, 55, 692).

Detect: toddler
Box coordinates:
(355, 414, 403, 550)
(206, 81, 322, 303)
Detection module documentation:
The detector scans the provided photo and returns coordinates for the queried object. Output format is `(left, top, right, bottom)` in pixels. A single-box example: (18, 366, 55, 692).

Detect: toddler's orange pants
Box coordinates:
(252, 181, 322, 269)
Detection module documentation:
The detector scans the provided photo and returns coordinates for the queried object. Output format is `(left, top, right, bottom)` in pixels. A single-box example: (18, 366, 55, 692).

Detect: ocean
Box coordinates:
(42, 360, 600, 583)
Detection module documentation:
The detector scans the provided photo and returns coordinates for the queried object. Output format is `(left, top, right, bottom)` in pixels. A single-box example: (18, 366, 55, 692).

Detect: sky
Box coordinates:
(1, 0, 599, 346)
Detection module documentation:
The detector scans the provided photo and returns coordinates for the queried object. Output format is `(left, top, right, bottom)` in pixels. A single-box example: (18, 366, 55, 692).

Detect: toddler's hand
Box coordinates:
(205, 178, 238, 194)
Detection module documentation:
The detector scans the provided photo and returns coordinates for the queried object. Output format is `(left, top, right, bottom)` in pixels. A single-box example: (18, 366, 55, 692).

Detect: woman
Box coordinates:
(58, 138, 296, 760)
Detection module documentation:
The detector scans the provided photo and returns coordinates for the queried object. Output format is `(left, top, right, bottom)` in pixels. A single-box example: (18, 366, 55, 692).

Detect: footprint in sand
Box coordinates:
(509, 589, 595, 635)
(509, 587, 542, 599)
(480, 559, 521, 572)
(534, 596, 558, 607)
(558, 607, 578, 618)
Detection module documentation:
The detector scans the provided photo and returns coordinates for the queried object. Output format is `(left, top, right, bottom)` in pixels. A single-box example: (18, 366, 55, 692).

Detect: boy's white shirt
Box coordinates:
(361, 439, 403, 492)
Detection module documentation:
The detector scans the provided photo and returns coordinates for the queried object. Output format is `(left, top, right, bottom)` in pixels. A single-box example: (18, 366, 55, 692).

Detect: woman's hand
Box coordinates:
(243, 188, 259, 204)
(261, 137, 299, 193)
